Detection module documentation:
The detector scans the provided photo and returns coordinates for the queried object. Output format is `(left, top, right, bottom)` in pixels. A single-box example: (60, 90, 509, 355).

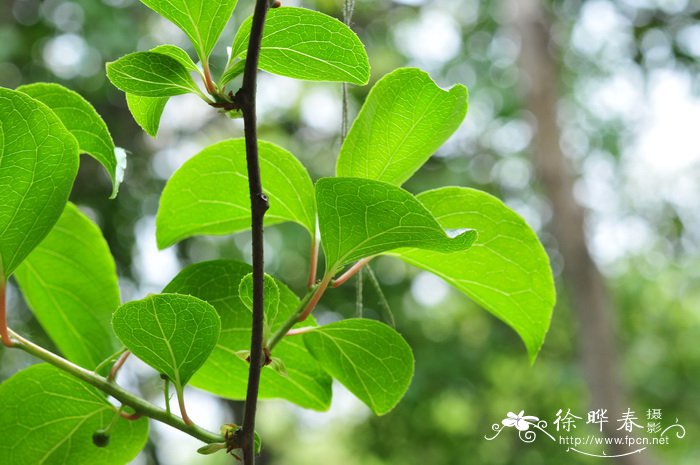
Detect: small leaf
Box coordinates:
(393, 187, 556, 362)
(238, 273, 280, 336)
(303, 319, 414, 416)
(164, 260, 332, 411)
(14, 203, 121, 369)
(126, 94, 169, 137)
(336, 68, 468, 185)
(316, 177, 476, 273)
(228, 7, 370, 85)
(156, 139, 316, 249)
(138, 0, 238, 61)
(268, 357, 288, 377)
(197, 443, 227, 455)
(0, 87, 79, 280)
(106, 52, 202, 97)
(18, 83, 125, 198)
(0, 364, 148, 465)
(112, 293, 221, 389)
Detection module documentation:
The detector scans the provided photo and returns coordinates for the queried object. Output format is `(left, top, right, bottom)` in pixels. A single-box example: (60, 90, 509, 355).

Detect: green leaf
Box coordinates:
(164, 260, 332, 411)
(156, 139, 316, 249)
(393, 187, 556, 362)
(17, 83, 125, 198)
(138, 0, 238, 61)
(0, 87, 79, 281)
(111, 293, 221, 389)
(14, 203, 120, 369)
(336, 68, 468, 185)
(126, 94, 169, 137)
(228, 7, 370, 85)
(316, 177, 476, 273)
(151, 44, 201, 74)
(238, 273, 280, 337)
(303, 319, 414, 416)
(122, 46, 199, 138)
(106, 52, 202, 98)
(0, 364, 148, 465)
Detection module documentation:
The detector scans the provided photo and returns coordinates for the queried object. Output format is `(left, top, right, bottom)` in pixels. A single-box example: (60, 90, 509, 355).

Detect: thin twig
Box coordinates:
(356, 267, 364, 318)
(237, 0, 272, 463)
(7, 328, 223, 444)
(366, 265, 395, 327)
(108, 350, 131, 381)
(332, 257, 372, 288)
(307, 236, 319, 288)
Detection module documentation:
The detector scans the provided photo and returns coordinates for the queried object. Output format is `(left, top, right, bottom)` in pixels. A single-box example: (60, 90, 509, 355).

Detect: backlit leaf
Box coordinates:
(336, 68, 468, 185)
(0, 364, 148, 465)
(303, 319, 414, 416)
(106, 52, 202, 98)
(0, 87, 79, 280)
(14, 203, 120, 369)
(156, 139, 316, 249)
(316, 177, 476, 273)
(394, 187, 556, 362)
(164, 260, 332, 411)
(18, 83, 125, 198)
(138, 0, 238, 60)
(228, 7, 369, 85)
(112, 293, 221, 389)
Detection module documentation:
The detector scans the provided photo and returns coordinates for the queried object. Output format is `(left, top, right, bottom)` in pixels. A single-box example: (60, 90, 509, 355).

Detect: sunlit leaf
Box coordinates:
(138, 0, 238, 60)
(18, 83, 125, 198)
(0, 364, 148, 465)
(126, 94, 169, 137)
(303, 319, 414, 415)
(336, 68, 468, 186)
(227, 7, 370, 85)
(393, 187, 556, 361)
(112, 293, 221, 389)
(0, 87, 79, 280)
(156, 139, 316, 249)
(14, 203, 120, 369)
(316, 177, 476, 273)
(106, 52, 202, 97)
(164, 260, 332, 411)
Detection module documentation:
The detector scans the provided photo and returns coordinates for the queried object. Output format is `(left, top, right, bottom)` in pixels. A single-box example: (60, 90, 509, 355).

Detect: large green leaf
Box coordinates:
(156, 139, 316, 249)
(316, 177, 476, 273)
(227, 7, 370, 85)
(394, 187, 556, 361)
(112, 293, 220, 389)
(14, 203, 120, 369)
(126, 94, 169, 137)
(17, 83, 125, 198)
(336, 68, 468, 185)
(303, 319, 414, 416)
(138, 0, 238, 61)
(0, 87, 79, 281)
(164, 260, 332, 411)
(0, 364, 148, 465)
(106, 52, 202, 98)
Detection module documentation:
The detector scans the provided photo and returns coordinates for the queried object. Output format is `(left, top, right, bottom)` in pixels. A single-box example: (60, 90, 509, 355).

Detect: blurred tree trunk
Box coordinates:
(513, 1, 656, 464)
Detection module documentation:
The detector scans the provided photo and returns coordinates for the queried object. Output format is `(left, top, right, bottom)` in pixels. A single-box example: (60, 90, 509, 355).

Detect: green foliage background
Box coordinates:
(1, 0, 699, 464)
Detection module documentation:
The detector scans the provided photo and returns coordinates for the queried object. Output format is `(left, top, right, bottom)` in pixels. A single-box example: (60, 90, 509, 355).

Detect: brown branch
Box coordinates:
(237, 0, 272, 463)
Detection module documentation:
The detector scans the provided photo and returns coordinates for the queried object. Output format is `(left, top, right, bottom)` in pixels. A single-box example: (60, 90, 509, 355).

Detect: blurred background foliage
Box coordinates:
(1, 0, 700, 464)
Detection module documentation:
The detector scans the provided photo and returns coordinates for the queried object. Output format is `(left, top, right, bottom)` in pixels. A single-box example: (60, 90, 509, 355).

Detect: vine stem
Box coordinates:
(237, 0, 272, 463)
(108, 350, 131, 381)
(6, 328, 223, 444)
